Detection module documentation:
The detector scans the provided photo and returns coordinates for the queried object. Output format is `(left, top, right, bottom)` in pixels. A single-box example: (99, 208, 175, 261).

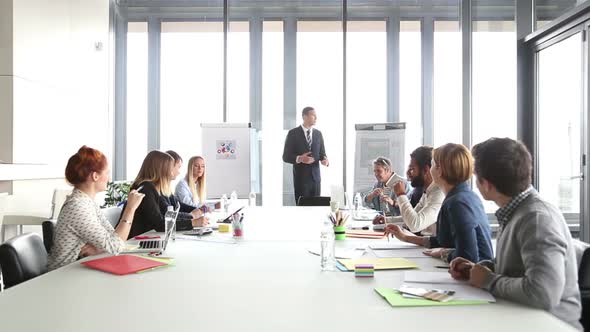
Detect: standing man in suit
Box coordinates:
(283, 106, 329, 205)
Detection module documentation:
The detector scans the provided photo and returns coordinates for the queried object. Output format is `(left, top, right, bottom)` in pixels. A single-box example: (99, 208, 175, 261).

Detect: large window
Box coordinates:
(261, 21, 284, 207)
(399, 21, 422, 166)
(345, 21, 387, 195)
(126, 22, 148, 179)
(433, 20, 461, 147)
(538, 33, 583, 220)
(227, 21, 250, 123)
(160, 22, 224, 164)
(472, 21, 516, 146)
(471, 2, 517, 214)
(118, 2, 533, 208)
(297, 21, 343, 198)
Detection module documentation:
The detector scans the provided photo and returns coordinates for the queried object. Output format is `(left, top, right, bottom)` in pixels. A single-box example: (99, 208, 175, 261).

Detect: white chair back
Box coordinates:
(102, 206, 123, 228)
(0, 192, 9, 227)
(50, 188, 73, 219)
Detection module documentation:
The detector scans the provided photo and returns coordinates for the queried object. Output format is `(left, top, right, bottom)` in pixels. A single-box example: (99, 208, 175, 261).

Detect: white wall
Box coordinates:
(12, 0, 112, 166)
(1, 0, 112, 218)
(0, 0, 13, 166)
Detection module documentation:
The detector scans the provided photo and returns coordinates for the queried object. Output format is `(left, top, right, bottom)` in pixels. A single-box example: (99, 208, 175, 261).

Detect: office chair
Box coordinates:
(0, 233, 48, 289)
(41, 220, 57, 253)
(579, 246, 590, 330)
(297, 196, 331, 206)
(102, 206, 123, 228)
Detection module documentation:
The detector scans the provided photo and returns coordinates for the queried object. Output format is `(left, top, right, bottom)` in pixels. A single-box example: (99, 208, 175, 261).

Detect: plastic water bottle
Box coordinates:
(344, 192, 351, 209)
(230, 190, 238, 207)
(354, 193, 362, 211)
(165, 205, 176, 241)
(221, 194, 229, 213)
(320, 219, 336, 271)
(248, 191, 256, 207)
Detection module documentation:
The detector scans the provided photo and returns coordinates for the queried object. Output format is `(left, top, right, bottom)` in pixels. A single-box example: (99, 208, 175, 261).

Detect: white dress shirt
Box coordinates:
(295, 125, 313, 163)
(386, 182, 444, 235)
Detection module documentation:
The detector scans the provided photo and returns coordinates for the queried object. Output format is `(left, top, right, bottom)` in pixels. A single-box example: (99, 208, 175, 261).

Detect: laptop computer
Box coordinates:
(126, 206, 179, 254)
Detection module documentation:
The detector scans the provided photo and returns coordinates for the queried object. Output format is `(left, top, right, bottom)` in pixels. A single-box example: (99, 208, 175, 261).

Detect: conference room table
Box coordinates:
(0, 207, 577, 331)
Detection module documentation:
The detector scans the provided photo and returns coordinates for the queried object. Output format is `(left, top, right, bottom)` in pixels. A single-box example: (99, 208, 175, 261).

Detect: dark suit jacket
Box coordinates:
(282, 126, 327, 185)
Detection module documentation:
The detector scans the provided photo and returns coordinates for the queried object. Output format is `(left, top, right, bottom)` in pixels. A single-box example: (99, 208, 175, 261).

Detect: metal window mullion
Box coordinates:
(387, 12, 400, 123)
(250, 16, 263, 130)
(283, 18, 297, 130)
(114, 10, 127, 180)
(422, 17, 434, 146)
(223, 0, 228, 122)
(343, 0, 347, 191)
(581, 26, 589, 242)
(461, 0, 472, 148)
(147, 18, 161, 151)
(516, 0, 534, 153)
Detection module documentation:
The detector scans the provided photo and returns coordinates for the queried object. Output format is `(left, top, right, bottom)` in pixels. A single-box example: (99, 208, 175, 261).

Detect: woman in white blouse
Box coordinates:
(175, 156, 206, 208)
(47, 146, 145, 271)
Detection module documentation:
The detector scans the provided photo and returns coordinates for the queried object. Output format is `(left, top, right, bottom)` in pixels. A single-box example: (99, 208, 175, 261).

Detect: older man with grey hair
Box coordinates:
(363, 156, 407, 216)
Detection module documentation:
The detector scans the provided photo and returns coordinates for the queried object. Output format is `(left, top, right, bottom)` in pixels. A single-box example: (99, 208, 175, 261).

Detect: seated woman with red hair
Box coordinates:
(47, 146, 145, 271)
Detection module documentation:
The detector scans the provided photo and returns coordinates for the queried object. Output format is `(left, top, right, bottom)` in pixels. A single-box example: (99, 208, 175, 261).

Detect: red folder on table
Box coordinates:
(81, 254, 166, 275)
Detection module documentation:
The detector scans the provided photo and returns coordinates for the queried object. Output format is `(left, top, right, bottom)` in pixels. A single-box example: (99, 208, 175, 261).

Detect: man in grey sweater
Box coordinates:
(449, 138, 582, 330)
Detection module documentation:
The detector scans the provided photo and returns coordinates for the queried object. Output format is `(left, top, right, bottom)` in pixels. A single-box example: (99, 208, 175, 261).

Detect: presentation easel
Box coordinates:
(201, 123, 260, 199)
(353, 123, 406, 195)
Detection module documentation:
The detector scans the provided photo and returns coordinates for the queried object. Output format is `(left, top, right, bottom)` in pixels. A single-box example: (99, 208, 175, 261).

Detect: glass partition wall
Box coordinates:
(537, 32, 583, 229)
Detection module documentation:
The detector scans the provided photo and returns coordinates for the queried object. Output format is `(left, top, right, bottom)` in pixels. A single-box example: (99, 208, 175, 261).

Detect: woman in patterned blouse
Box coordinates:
(47, 146, 145, 270)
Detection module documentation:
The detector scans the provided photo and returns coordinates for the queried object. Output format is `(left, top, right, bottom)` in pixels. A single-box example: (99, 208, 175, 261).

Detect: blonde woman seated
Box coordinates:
(47, 146, 145, 271)
(123, 150, 208, 239)
(175, 156, 207, 208)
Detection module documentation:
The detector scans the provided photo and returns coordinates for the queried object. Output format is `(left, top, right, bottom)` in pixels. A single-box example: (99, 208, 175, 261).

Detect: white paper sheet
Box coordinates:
(404, 271, 464, 284)
(402, 271, 496, 302)
(373, 248, 427, 258)
(402, 282, 496, 302)
(369, 242, 418, 250)
(306, 247, 365, 259)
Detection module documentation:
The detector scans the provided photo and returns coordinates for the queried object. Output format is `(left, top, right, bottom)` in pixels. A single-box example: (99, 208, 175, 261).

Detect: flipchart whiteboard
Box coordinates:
(201, 123, 260, 199)
(354, 123, 406, 195)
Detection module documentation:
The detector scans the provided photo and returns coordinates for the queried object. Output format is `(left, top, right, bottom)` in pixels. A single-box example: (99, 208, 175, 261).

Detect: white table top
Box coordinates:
(0, 207, 576, 331)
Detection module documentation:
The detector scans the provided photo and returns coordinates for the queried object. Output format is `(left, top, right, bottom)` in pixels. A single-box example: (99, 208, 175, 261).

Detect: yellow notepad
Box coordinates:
(132, 254, 175, 273)
(337, 258, 418, 271)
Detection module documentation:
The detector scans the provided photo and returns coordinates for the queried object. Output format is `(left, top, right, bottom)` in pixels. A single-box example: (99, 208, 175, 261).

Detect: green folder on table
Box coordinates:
(375, 288, 490, 307)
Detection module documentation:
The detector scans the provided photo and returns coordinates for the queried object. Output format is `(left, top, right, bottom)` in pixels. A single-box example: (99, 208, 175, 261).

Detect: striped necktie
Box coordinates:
(306, 129, 312, 150)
